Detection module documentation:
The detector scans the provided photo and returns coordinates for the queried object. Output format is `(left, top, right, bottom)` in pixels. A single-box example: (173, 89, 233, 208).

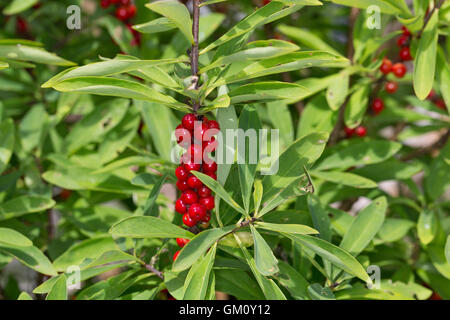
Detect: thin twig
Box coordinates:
(191, 0, 201, 112)
(416, 0, 445, 38)
(400, 129, 450, 161)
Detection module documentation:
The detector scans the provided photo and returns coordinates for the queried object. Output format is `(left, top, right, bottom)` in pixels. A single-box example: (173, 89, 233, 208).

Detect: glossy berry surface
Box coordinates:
(173, 250, 180, 261)
(176, 238, 189, 248)
(355, 126, 367, 137)
(182, 113, 197, 131)
(200, 196, 215, 211)
(203, 161, 217, 174)
(181, 190, 198, 205)
(176, 180, 189, 192)
(385, 81, 399, 94)
(175, 198, 187, 214)
(392, 63, 407, 78)
(399, 46, 412, 61)
(372, 98, 384, 115)
(379, 58, 392, 74)
(188, 203, 207, 221)
(198, 186, 212, 198)
(182, 213, 196, 227)
(175, 166, 189, 181)
(187, 175, 203, 189)
(115, 6, 128, 20)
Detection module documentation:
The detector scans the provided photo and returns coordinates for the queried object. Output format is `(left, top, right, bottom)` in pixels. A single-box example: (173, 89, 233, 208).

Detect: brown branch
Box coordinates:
(400, 129, 450, 161)
(416, 0, 445, 38)
(144, 252, 165, 280)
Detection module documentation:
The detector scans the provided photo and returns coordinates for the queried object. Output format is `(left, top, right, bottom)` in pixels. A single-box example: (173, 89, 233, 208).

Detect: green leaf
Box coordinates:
(215, 269, 264, 300)
(425, 141, 450, 200)
(3, 0, 39, 14)
(344, 83, 370, 128)
(310, 170, 377, 189)
(146, 0, 194, 44)
(165, 270, 188, 300)
(192, 171, 246, 215)
(274, 260, 310, 300)
(0, 228, 33, 247)
(340, 196, 387, 256)
(316, 140, 402, 170)
(414, 9, 439, 100)
(238, 105, 262, 212)
(199, 0, 229, 7)
(50, 77, 190, 112)
(0, 244, 57, 276)
(327, 0, 404, 14)
(201, 40, 299, 73)
(43, 58, 183, 88)
(46, 275, 67, 300)
(277, 24, 341, 56)
(53, 236, 118, 272)
(256, 221, 318, 235)
(0, 61, 8, 70)
(142, 174, 167, 216)
(428, 245, 450, 279)
(267, 101, 294, 148)
(287, 234, 371, 283)
(253, 180, 263, 216)
(172, 225, 235, 272)
(326, 72, 349, 110)
(132, 18, 176, 34)
(446, 236, 450, 265)
(0, 45, 74, 66)
(182, 244, 217, 300)
(250, 225, 279, 276)
(417, 210, 438, 245)
(17, 292, 33, 300)
(201, 1, 285, 55)
(261, 132, 328, 203)
(297, 94, 338, 139)
(230, 82, 309, 104)
(109, 216, 194, 240)
(0, 196, 55, 221)
(0, 119, 14, 174)
(307, 194, 331, 241)
(308, 283, 335, 300)
(377, 218, 415, 243)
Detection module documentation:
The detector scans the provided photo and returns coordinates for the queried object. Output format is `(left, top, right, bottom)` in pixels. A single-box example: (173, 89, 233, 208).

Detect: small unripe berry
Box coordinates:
(200, 196, 215, 211)
(372, 98, 384, 115)
(392, 63, 407, 78)
(183, 213, 196, 227)
(182, 114, 197, 131)
(181, 190, 198, 205)
(385, 81, 398, 94)
(355, 126, 367, 137)
(175, 198, 187, 214)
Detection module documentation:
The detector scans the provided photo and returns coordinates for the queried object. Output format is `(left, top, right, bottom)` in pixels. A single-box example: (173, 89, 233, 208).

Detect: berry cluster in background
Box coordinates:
(173, 114, 220, 261)
(99, 0, 141, 46)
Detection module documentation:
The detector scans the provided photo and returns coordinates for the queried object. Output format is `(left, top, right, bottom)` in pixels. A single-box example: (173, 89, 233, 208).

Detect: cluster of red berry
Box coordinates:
(99, 0, 140, 46)
(344, 126, 367, 138)
(172, 114, 220, 261)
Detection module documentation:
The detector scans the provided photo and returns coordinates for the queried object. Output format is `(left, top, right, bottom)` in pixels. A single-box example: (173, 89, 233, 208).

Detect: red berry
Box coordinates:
(175, 166, 189, 181)
(194, 121, 208, 142)
(188, 203, 207, 221)
(203, 137, 218, 153)
(399, 46, 412, 61)
(126, 4, 136, 19)
(100, 0, 111, 8)
(372, 98, 384, 115)
(385, 81, 398, 94)
(435, 99, 446, 110)
(355, 126, 367, 137)
(198, 186, 212, 198)
(206, 173, 217, 180)
(203, 161, 217, 174)
(200, 196, 215, 211)
(206, 120, 220, 131)
(189, 144, 203, 163)
(175, 198, 187, 214)
(344, 127, 354, 138)
(202, 213, 211, 223)
(187, 175, 203, 189)
(182, 114, 197, 131)
(176, 124, 191, 148)
(262, 0, 271, 5)
(115, 6, 128, 21)
(427, 90, 436, 100)
(120, 0, 130, 5)
(16, 17, 28, 34)
(183, 213, 196, 227)
(379, 58, 392, 75)
(402, 26, 411, 37)
(184, 161, 201, 172)
(397, 35, 409, 47)
(176, 238, 189, 248)
(176, 179, 189, 191)
(181, 190, 198, 205)
(392, 63, 407, 78)
(110, 0, 120, 3)
(60, 189, 72, 200)
(173, 250, 180, 261)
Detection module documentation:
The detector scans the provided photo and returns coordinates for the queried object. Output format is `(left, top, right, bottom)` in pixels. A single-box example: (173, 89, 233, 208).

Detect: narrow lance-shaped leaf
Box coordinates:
(146, 0, 194, 44)
(414, 9, 439, 100)
(250, 225, 279, 276)
(0, 44, 75, 66)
